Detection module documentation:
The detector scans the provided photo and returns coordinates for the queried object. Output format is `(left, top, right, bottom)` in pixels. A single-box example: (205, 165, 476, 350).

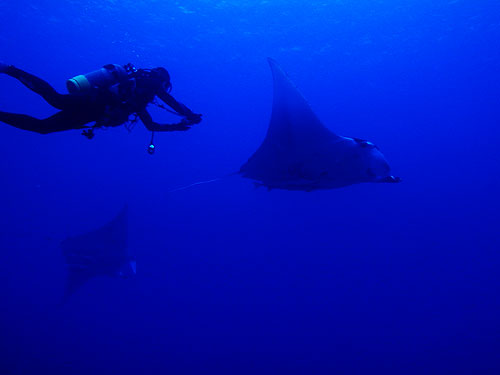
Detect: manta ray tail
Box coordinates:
(168, 172, 238, 193)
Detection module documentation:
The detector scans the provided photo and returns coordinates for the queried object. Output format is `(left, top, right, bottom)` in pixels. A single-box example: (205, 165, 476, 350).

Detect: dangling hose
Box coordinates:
(167, 172, 239, 193)
(147, 99, 191, 154)
(124, 114, 139, 133)
(148, 131, 155, 154)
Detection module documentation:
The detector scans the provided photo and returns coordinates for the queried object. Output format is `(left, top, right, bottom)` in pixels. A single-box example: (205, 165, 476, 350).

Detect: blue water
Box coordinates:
(1, 1, 500, 374)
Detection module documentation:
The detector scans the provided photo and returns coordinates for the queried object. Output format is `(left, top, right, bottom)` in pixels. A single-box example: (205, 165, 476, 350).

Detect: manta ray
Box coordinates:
(61, 205, 135, 301)
(239, 58, 401, 191)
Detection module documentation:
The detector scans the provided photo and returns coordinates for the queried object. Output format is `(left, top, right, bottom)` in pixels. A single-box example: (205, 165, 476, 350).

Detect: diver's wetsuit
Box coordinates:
(0, 65, 200, 134)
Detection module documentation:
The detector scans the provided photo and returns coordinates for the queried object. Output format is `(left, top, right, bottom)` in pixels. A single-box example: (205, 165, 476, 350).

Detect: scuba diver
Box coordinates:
(0, 62, 202, 153)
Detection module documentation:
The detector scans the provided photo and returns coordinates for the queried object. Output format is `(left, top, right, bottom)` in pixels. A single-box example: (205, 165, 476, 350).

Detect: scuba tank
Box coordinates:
(66, 64, 129, 94)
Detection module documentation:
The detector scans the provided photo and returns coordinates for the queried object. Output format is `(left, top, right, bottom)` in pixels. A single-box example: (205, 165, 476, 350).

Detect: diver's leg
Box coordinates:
(2, 66, 84, 110)
(0, 110, 93, 134)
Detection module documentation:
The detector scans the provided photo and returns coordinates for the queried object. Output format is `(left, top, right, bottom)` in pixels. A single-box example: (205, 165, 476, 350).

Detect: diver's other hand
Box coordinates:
(168, 123, 191, 131)
(163, 115, 202, 131)
(82, 128, 95, 139)
(0, 62, 10, 74)
(378, 175, 402, 183)
(185, 113, 202, 125)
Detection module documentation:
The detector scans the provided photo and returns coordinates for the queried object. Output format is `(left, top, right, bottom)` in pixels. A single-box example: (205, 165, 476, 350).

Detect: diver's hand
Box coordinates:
(378, 176, 402, 183)
(173, 115, 201, 129)
(167, 123, 191, 131)
(154, 118, 200, 131)
(185, 113, 202, 125)
(82, 128, 95, 139)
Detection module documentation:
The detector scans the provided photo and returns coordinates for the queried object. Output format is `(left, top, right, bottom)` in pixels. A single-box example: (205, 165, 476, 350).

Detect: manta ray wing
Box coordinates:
(240, 59, 399, 190)
(240, 58, 345, 190)
(61, 205, 130, 300)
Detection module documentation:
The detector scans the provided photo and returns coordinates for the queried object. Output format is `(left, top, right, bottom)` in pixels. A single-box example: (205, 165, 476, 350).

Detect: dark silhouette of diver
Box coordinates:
(0, 62, 201, 152)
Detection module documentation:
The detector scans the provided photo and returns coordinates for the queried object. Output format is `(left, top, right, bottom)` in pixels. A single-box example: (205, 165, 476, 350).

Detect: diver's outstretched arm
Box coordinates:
(138, 110, 191, 132)
(157, 90, 202, 124)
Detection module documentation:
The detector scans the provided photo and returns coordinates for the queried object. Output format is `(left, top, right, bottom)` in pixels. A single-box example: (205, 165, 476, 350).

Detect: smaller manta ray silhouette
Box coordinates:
(239, 58, 401, 191)
(60, 205, 135, 302)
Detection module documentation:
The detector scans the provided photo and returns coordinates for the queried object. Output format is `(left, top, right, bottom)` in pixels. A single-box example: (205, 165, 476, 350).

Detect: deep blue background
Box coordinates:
(1, 1, 499, 374)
